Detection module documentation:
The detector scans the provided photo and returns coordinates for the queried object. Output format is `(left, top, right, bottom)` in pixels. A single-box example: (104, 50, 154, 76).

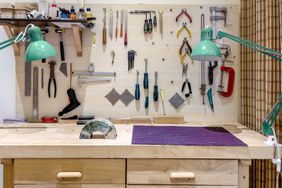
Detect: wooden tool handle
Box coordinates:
(103, 28, 107, 44)
(57, 172, 82, 180)
(170, 172, 195, 179)
(120, 24, 123, 37)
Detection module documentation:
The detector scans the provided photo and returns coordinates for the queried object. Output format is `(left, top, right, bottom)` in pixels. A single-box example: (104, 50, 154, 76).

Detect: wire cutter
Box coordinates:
(48, 61, 57, 98)
(180, 48, 192, 64)
(179, 37, 192, 55)
(177, 22, 192, 38)
(181, 78, 192, 98)
(176, 9, 192, 23)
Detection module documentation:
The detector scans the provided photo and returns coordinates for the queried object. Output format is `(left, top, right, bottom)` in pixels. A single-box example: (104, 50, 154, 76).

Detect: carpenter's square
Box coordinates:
(124, 10, 128, 46)
(103, 8, 107, 45)
(153, 71, 159, 102)
(115, 11, 118, 39)
(135, 70, 140, 100)
(24, 35, 31, 96)
(143, 59, 149, 89)
(120, 10, 124, 37)
(109, 9, 114, 40)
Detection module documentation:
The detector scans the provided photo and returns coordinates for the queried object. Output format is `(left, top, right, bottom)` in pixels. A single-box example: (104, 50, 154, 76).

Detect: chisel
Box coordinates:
(135, 71, 140, 100)
(143, 59, 149, 89)
(102, 8, 107, 45)
(120, 10, 124, 37)
(153, 71, 159, 102)
(124, 10, 128, 46)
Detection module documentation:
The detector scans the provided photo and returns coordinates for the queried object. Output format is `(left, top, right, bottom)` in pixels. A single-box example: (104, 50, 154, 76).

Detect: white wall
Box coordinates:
(0, 1, 240, 188)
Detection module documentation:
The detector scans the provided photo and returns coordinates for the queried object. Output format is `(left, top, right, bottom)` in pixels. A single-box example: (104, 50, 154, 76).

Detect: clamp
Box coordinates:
(176, 9, 192, 23)
(48, 61, 57, 98)
(177, 22, 192, 38)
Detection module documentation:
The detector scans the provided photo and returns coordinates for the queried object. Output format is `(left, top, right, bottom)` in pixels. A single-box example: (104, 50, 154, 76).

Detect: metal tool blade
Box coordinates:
(41, 68, 44, 89)
(109, 9, 114, 39)
(72, 71, 116, 77)
(24, 36, 31, 96)
(32, 66, 39, 121)
(144, 59, 148, 73)
(154, 71, 158, 85)
(103, 8, 107, 28)
(136, 70, 139, 84)
(60, 62, 68, 77)
(120, 10, 124, 25)
(124, 10, 128, 33)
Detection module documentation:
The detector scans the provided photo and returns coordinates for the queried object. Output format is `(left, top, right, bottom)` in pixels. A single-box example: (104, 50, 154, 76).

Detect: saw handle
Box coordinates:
(218, 66, 235, 97)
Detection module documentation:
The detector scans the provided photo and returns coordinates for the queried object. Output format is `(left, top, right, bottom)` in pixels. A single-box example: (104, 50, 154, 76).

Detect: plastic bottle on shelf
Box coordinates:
(86, 7, 93, 19)
(69, 6, 76, 20)
(77, 8, 85, 19)
(49, 1, 58, 19)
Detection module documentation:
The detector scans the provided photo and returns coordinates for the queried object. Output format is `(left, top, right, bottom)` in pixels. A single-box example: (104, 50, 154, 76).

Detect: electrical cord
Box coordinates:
(14, 23, 35, 43)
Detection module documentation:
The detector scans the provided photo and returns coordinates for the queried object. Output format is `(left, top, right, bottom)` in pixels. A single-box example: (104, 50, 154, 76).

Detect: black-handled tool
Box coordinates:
(135, 71, 140, 100)
(55, 28, 65, 61)
(208, 61, 218, 85)
(41, 28, 49, 63)
(148, 12, 153, 33)
(48, 61, 57, 98)
(128, 50, 136, 71)
(153, 11, 157, 28)
(144, 13, 149, 33)
(181, 78, 192, 98)
(143, 59, 149, 89)
(153, 71, 159, 102)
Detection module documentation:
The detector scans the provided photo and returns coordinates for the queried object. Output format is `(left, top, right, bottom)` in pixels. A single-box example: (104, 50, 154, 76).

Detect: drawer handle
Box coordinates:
(57, 172, 82, 180)
(170, 172, 195, 180)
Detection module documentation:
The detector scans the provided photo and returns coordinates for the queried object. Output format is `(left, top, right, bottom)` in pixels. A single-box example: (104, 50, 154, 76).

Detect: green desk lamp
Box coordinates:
(191, 27, 281, 138)
(191, 27, 281, 184)
(0, 24, 56, 61)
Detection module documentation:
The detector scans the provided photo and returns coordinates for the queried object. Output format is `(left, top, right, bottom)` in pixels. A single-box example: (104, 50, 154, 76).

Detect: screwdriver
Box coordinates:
(135, 71, 140, 100)
(145, 89, 149, 109)
(148, 12, 153, 33)
(102, 8, 107, 45)
(143, 59, 149, 89)
(153, 71, 159, 102)
(153, 11, 157, 28)
(144, 13, 149, 33)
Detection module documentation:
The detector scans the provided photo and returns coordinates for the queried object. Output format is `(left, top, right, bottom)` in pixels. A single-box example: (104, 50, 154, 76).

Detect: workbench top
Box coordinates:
(0, 123, 276, 159)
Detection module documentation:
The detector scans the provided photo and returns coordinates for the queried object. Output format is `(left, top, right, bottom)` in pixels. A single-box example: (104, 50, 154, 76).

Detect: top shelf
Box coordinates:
(0, 18, 95, 28)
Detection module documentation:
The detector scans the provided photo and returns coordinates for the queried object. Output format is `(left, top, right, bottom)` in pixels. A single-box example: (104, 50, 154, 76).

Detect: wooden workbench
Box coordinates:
(0, 123, 277, 188)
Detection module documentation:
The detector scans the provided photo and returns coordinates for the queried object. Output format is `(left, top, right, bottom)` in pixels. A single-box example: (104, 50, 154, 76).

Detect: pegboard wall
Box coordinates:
(15, 3, 240, 123)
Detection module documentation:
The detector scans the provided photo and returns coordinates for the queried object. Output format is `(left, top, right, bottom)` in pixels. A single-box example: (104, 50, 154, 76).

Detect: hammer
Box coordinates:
(41, 28, 49, 63)
(55, 28, 65, 61)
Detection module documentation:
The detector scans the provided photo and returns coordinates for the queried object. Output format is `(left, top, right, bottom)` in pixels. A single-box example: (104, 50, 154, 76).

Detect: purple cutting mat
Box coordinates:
(132, 125, 247, 146)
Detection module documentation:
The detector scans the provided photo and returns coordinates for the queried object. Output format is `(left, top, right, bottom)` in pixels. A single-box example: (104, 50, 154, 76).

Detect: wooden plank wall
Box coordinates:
(14, 3, 240, 123)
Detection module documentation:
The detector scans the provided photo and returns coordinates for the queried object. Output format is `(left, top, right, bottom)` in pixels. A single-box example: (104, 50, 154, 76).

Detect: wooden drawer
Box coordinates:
(127, 159, 238, 186)
(14, 159, 125, 184)
(127, 186, 236, 188)
(15, 184, 125, 188)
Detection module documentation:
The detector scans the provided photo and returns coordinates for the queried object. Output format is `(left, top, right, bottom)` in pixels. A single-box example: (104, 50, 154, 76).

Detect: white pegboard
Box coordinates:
(15, 3, 240, 123)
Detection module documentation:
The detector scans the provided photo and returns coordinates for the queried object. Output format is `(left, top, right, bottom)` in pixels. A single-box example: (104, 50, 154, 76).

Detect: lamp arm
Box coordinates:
(262, 95, 282, 135)
(217, 30, 282, 62)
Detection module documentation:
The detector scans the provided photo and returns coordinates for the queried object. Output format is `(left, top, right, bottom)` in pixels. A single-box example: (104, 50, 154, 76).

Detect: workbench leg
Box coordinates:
(1, 159, 14, 188)
(238, 159, 251, 188)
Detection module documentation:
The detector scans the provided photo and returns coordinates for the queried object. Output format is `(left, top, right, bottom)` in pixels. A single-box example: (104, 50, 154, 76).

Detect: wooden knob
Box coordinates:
(57, 172, 82, 180)
(170, 172, 195, 179)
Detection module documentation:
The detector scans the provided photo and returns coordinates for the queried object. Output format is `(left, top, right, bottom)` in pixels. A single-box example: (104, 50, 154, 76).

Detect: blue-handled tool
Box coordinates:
(145, 89, 149, 109)
(207, 88, 214, 112)
(143, 59, 149, 89)
(135, 71, 140, 100)
(153, 71, 159, 101)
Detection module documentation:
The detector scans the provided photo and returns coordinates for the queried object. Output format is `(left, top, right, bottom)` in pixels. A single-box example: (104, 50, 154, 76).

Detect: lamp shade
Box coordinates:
(191, 27, 221, 61)
(25, 26, 56, 62)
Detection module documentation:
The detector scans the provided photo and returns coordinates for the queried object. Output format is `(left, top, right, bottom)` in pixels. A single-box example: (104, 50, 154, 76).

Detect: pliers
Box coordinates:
(48, 61, 57, 98)
(181, 78, 192, 98)
(179, 37, 192, 55)
(176, 9, 192, 23)
(177, 22, 192, 38)
(180, 47, 192, 64)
